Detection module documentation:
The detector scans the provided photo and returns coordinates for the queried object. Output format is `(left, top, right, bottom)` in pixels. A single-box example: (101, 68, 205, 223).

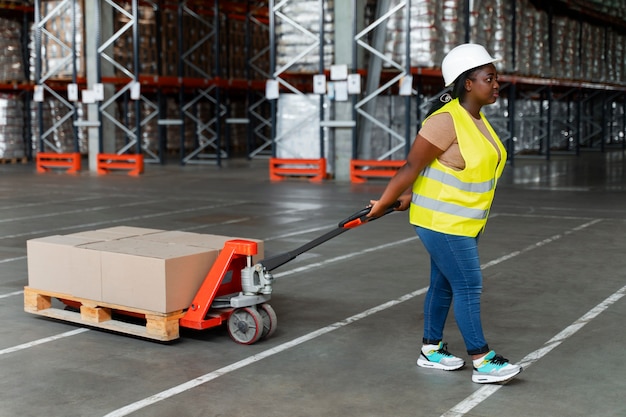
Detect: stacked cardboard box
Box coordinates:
(27, 226, 264, 314)
(0, 93, 25, 159)
(0, 17, 25, 81)
(28, 0, 84, 81)
(275, 0, 335, 72)
(30, 99, 88, 155)
(113, 4, 159, 76)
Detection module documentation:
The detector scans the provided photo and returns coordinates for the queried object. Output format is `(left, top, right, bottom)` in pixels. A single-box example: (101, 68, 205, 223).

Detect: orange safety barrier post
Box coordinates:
(97, 153, 144, 176)
(36, 152, 81, 174)
(269, 157, 327, 182)
(350, 159, 404, 183)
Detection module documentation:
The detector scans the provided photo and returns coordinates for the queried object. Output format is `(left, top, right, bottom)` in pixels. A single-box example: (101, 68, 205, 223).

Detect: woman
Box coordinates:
(368, 44, 522, 384)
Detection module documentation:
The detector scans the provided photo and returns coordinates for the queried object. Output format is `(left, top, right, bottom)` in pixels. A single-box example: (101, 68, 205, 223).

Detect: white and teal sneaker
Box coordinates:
(472, 351, 522, 384)
(417, 342, 465, 371)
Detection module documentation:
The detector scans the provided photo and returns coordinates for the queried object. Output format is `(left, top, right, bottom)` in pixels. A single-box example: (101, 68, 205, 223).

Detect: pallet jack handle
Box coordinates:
(259, 201, 401, 272)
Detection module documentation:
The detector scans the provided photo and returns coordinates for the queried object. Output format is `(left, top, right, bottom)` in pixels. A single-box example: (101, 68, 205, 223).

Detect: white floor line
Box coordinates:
(101, 288, 429, 417)
(273, 236, 419, 279)
(0, 255, 26, 265)
(0, 328, 89, 356)
(0, 290, 23, 299)
(102, 219, 600, 417)
(0, 201, 241, 240)
(0, 199, 163, 224)
(441, 283, 626, 417)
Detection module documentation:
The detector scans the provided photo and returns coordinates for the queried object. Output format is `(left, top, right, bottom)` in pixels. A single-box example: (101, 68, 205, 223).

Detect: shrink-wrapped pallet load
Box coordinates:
(0, 17, 25, 82)
(28, 0, 84, 81)
(0, 93, 25, 159)
(275, 0, 335, 72)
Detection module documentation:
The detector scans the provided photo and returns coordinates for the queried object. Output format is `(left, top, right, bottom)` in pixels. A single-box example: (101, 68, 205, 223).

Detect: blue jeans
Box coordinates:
(415, 226, 490, 356)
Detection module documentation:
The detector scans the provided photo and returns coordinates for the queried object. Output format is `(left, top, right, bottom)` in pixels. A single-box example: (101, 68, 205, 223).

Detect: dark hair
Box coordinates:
(424, 65, 485, 118)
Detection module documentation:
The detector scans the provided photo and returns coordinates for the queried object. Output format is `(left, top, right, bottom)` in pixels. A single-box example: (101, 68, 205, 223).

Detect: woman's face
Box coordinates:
(466, 64, 499, 105)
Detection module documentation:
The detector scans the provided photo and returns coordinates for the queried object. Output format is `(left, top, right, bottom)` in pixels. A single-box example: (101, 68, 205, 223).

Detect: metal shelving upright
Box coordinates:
(268, 0, 327, 161)
(244, 1, 272, 159)
(353, 0, 412, 161)
(32, 0, 81, 155)
(94, 0, 162, 162)
(176, 0, 226, 165)
(0, 2, 33, 161)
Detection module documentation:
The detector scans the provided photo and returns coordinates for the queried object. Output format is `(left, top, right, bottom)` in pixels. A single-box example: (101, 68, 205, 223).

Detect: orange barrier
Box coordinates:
(97, 153, 144, 176)
(269, 157, 327, 182)
(350, 159, 404, 183)
(36, 152, 81, 174)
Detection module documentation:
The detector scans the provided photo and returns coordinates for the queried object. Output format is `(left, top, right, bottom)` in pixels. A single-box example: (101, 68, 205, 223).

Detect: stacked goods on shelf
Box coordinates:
(113, 4, 247, 79)
(117, 97, 204, 155)
(0, 93, 25, 159)
(114, 4, 159, 76)
(159, 3, 178, 77)
(0, 17, 26, 82)
(30, 99, 87, 154)
(28, 0, 84, 81)
(1, 0, 33, 5)
(227, 18, 247, 79)
(275, 0, 334, 72)
(180, 9, 223, 78)
(26, 226, 264, 313)
(115, 99, 158, 155)
(440, 0, 465, 61)
(383, 0, 441, 68)
(469, 0, 513, 73)
(276, 94, 328, 159)
(0, 15, 27, 160)
(606, 28, 625, 83)
(379, 0, 625, 83)
(514, 0, 550, 77)
(552, 15, 580, 81)
(273, 0, 333, 161)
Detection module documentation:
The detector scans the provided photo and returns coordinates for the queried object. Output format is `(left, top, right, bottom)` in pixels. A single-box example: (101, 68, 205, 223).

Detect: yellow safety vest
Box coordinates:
(410, 99, 507, 237)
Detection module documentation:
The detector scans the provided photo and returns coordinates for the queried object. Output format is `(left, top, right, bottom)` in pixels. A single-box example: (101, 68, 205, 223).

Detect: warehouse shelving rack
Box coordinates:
(0, 2, 33, 161)
(6, 0, 625, 173)
(242, 1, 272, 160)
(32, 0, 82, 161)
(349, 0, 413, 182)
(91, 0, 271, 167)
(265, 0, 330, 181)
(95, 0, 156, 165)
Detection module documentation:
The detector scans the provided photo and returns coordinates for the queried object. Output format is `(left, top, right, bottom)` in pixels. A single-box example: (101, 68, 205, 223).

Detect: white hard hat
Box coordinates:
(441, 44, 499, 87)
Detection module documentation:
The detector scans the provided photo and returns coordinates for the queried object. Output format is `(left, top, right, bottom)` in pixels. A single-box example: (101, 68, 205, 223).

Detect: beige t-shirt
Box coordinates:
(419, 112, 500, 170)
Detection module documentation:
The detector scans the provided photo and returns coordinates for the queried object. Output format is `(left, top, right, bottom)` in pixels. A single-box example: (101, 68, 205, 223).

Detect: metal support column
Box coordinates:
(95, 0, 162, 163)
(245, 2, 272, 159)
(269, 0, 327, 160)
(178, 0, 227, 165)
(33, 0, 80, 154)
(354, 0, 410, 161)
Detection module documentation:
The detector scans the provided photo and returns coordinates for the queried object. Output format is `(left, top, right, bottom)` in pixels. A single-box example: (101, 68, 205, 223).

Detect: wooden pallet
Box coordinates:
(0, 157, 27, 165)
(23, 287, 185, 342)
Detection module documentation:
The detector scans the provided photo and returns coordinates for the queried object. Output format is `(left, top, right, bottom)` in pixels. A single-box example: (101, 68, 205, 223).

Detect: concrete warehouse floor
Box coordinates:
(1, 150, 625, 417)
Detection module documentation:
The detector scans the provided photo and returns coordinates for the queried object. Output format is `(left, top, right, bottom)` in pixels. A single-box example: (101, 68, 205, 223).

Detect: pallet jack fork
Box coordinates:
(179, 203, 399, 345)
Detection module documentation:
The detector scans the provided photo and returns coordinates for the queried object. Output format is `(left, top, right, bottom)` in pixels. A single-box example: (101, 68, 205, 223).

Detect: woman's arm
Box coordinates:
(368, 135, 444, 218)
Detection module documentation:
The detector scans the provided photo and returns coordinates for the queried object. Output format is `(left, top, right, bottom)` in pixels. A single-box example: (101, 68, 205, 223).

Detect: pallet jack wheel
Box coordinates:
(227, 307, 264, 345)
(258, 303, 278, 339)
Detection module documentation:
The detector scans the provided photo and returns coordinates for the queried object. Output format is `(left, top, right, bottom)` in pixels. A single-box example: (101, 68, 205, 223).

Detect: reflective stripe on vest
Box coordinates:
(412, 193, 489, 220)
(421, 166, 495, 194)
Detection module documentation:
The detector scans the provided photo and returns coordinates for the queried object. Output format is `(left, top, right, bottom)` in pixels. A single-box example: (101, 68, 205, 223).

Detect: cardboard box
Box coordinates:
(26, 228, 261, 314)
(67, 226, 162, 241)
(82, 238, 219, 313)
(26, 235, 102, 300)
(135, 231, 265, 262)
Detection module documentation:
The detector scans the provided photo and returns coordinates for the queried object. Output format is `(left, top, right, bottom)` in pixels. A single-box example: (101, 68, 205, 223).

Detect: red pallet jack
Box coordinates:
(179, 203, 399, 344)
